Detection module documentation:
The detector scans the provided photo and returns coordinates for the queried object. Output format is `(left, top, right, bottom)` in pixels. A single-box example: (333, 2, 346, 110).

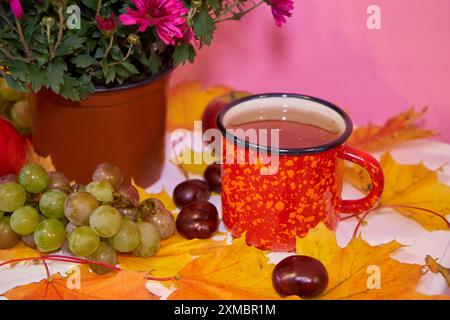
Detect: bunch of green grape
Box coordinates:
(0, 163, 176, 274)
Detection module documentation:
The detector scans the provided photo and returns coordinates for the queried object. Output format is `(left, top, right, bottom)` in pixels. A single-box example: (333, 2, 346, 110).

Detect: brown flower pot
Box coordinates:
(29, 69, 172, 187)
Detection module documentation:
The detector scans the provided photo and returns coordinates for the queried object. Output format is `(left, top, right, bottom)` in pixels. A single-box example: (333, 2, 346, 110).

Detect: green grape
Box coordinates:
(68, 226, 100, 257)
(10, 206, 39, 235)
(92, 163, 123, 190)
(65, 222, 77, 236)
(21, 233, 37, 248)
(39, 189, 67, 219)
(64, 192, 99, 226)
(132, 221, 160, 258)
(34, 219, 66, 252)
(47, 171, 70, 191)
(107, 219, 141, 253)
(89, 205, 122, 237)
(86, 181, 114, 202)
(0, 216, 20, 249)
(0, 182, 26, 212)
(11, 100, 31, 129)
(88, 241, 117, 275)
(18, 164, 50, 193)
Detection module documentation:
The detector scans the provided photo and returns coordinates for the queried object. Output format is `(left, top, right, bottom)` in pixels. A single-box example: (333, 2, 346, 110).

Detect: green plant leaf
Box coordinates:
(193, 9, 216, 46)
(46, 58, 67, 93)
(71, 54, 98, 68)
(26, 64, 46, 93)
(148, 51, 162, 74)
(55, 35, 86, 57)
(173, 43, 196, 66)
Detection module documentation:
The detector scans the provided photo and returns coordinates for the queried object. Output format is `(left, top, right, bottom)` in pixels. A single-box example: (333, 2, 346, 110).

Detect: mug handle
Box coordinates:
(337, 145, 384, 214)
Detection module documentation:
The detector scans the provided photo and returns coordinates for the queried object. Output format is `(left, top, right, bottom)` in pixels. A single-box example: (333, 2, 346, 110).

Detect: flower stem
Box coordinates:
(108, 45, 134, 67)
(15, 18, 30, 59)
(102, 35, 115, 63)
(215, 1, 264, 23)
(96, 0, 103, 15)
(51, 7, 65, 58)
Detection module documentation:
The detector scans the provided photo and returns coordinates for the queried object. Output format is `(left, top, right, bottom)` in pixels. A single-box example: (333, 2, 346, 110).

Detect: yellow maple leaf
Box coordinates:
(167, 81, 231, 131)
(2, 266, 155, 300)
(133, 181, 176, 211)
(168, 236, 298, 300)
(296, 223, 449, 300)
(346, 153, 450, 231)
(118, 233, 227, 278)
(25, 142, 55, 172)
(348, 107, 437, 152)
(172, 147, 213, 177)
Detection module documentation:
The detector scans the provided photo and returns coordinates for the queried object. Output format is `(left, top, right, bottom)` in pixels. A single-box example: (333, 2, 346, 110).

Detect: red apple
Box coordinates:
(201, 91, 251, 134)
(0, 116, 27, 176)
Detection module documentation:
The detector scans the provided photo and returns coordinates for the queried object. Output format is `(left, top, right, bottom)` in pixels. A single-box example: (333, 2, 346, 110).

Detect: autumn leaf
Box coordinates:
(167, 81, 231, 131)
(172, 147, 213, 177)
(296, 223, 449, 300)
(2, 266, 155, 300)
(0, 242, 39, 262)
(118, 233, 227, 278)
(348, 107, 437, 152)
(168, 236, 297, 300)
(425, 255, 450, 287)
(25, 142, 55, 171)
(133, 181, 176, 211)
(346, 153, 450, 231)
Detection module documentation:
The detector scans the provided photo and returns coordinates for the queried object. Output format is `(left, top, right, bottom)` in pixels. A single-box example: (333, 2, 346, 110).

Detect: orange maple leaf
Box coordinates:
(2, 266, 155, 300)
(168, 236, 298, 300)
(348, 107, 437, 152)
(0, 242, 39, 262)
(167, 81, 231, 131)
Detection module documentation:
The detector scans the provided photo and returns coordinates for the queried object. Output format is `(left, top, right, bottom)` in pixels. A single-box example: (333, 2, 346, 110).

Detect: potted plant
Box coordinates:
(0, 0, 294, 186)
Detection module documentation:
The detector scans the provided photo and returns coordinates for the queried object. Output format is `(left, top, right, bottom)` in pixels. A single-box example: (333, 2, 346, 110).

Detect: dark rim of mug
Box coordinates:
(216, 93, 354, 155)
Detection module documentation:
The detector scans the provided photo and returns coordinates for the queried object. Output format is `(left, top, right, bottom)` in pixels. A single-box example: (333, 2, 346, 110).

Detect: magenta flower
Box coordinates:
(96, 13, 118, 36)
(180, 24, 194, 43)
(9, 0, 24, 20)
(267, 0, 294, 27)
(118, 0, 188, 45)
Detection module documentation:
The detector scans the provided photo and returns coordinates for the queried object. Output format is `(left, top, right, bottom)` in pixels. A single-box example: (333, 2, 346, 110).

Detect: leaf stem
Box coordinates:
(384, 204, 450, 229)
(0, 254, 121, 272)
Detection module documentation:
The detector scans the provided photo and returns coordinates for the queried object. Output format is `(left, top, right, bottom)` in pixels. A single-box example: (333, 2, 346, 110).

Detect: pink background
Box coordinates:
(173, 0, 450, 142)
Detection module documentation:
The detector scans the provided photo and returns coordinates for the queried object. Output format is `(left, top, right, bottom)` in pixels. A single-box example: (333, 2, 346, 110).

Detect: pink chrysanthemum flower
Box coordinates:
(96, 13, 119, 36)
(118, 0, 188, 45)
(267, 0, 294, 27)
(9, 0, 24, 20)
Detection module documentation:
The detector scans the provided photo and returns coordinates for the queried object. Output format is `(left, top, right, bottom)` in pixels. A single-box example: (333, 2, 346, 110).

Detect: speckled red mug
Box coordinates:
(217, 94, 384, 251)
